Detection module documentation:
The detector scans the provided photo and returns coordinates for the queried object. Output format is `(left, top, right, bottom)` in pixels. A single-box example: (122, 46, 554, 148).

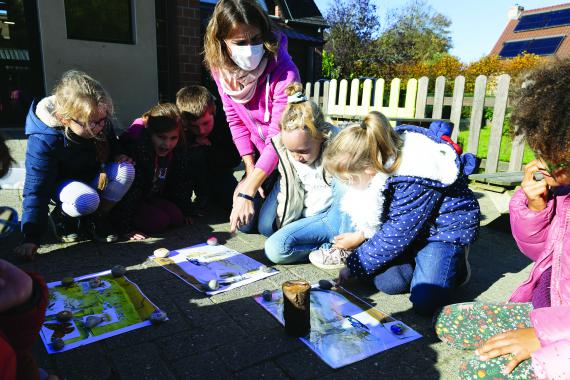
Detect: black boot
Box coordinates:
(49, 205, 80, 243)
(86, 212, 118, 243)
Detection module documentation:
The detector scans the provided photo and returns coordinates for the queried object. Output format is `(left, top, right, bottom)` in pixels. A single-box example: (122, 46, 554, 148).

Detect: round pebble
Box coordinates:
(149, 310, 168, 324)
(258, 265, 270, 273)
(207, 279, 219, 291)
(61, 277, 75, 287)
(56, 310, 73, 323)
(262, 290, 272, 302)
(51, 338, 65, 351)
(111, 265, 127, 277)
(206, 236, 218, 246)
(84, 316, 103, 329)
(89, 277, 102, 289)
(153, 248, 170, 258)
(318, 279, 334, 290)
(390, 323, 405, 335)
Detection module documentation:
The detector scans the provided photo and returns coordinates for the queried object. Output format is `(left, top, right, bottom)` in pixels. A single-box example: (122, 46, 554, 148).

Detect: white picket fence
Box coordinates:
(304, 75, 526, 175)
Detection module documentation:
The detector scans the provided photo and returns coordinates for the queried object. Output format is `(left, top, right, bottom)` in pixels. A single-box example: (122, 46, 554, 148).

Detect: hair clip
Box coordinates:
(287, 92, 308, 104)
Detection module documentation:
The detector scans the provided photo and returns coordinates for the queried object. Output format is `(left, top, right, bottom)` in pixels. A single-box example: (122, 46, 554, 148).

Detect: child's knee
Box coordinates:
(264, 237, 285, 264)
(410, 284, 452, 316)
(373, 276, 409, 295)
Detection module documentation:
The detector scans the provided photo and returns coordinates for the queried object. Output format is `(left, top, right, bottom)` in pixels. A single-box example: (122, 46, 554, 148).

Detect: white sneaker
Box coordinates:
(309, 247, 352, 270)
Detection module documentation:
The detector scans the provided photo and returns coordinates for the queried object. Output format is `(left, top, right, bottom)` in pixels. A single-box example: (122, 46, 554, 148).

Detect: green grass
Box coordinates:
(457, 125, 535, 165)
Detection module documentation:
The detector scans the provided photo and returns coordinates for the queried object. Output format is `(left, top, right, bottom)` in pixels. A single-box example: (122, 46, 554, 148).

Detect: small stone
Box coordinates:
(89, 277, 102, 289)
(206, 236, 218, 246)
(153, 248, 170, 258)
(149, 310, 167, 324)
(258, 265, 271, 273)
(56, 310, 73, 323)
(51, 338, 65, 351)
(61, 277, 75, 287)
(262, 290, 272, 302)
(207, 279, 219, 291)
(111, 265, 127, 277)
(390, 323, 405, 335)
(318, 279, 334, 290)
(84, 316, 103, 329)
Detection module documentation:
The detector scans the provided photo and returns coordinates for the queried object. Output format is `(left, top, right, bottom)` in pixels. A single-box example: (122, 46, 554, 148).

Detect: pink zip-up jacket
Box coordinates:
(211, 34, 300, 175)
(509, 188, 570, 380)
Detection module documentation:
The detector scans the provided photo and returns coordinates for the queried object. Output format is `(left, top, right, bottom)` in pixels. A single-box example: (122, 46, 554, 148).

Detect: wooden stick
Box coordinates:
(282, 280, 311, 337)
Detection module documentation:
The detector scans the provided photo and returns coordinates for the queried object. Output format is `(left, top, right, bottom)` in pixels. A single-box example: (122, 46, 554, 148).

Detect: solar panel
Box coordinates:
(515, 8, 570, 31)
(499, 36, 564, 58)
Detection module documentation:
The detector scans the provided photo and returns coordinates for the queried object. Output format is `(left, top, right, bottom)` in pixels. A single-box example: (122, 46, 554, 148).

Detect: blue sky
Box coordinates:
(313, 0, 566, 63)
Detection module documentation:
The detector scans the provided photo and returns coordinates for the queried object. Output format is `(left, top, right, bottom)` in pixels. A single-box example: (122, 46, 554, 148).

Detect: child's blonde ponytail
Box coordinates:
(323, 111, 402, 182)
(280, 82, 329, 139)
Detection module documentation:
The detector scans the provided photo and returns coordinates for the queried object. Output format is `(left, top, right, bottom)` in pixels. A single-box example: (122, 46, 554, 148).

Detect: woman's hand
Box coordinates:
(475, 327, 541, 375)
(333, 231, 365, 250)
(114, 154, 134, 165)
(229, 196, 255, 233)
(521, 160, 548, 211)
(0, 258, 33, 312)
(125, 231, 147, 240)
(14, 243, 38, 261)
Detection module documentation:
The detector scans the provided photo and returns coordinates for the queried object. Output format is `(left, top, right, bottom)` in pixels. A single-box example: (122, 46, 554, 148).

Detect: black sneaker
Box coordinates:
(87, 213, 118, 243)
(49, 205, 80, 243)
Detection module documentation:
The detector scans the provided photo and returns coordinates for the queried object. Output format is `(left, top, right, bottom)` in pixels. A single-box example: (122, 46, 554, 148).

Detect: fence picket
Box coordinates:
(304, 82, 311, 99)
(450, 76, 465, 142)
(415, 77, 429, 118)
(509, 133, 525, 172)
(313, 81, 321, 105)
(467, 75, 488, 155)
(403, 78, 418, 118)
(327, 79, 338, 116)
(432, 76, 446, 119)
(373, 78, 385, 112)
(347, 78, 360, 116)
(322, 81, 330, 115)
(485, 74, 511, 173)
(360, 79, 373, 116)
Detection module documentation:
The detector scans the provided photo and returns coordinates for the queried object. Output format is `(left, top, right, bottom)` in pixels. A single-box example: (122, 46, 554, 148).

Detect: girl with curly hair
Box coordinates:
(435, 58, 570, 380)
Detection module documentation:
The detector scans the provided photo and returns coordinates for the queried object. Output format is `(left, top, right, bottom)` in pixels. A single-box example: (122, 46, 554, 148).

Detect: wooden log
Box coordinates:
(282, 280, 311, 337)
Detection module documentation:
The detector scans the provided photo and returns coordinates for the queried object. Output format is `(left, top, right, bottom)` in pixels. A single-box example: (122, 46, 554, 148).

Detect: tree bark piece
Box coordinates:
(282, 280, 311, 337)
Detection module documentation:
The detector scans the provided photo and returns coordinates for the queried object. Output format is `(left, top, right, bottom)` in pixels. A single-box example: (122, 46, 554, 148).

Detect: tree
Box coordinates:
(323, 0, 381, 78)
(377, 0, 452, 65)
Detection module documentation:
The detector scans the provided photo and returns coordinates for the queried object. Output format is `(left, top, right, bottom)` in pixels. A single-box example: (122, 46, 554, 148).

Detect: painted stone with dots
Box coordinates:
(206, 237, 218, 246)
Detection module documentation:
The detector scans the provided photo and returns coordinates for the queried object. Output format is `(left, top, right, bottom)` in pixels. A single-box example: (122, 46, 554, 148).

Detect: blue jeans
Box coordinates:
(239, 180, 280, 237)
(264, 181, 351, 263)
(372, 241, 466, 316)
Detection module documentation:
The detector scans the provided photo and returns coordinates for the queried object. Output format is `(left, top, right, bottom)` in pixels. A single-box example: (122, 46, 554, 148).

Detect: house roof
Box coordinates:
(273, 0, 328, 27)
(490, 3, 570, 58)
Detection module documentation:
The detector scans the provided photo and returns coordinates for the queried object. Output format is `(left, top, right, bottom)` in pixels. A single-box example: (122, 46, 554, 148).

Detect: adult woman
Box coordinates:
(204, 0, 300, 233)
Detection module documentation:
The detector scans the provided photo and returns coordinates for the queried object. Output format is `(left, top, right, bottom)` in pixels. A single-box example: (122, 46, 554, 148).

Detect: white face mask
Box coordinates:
(228, 43, 265, 71)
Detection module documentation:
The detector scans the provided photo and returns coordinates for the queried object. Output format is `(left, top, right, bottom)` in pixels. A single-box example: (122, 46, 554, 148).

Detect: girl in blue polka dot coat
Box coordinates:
(317, 111, 480, 316)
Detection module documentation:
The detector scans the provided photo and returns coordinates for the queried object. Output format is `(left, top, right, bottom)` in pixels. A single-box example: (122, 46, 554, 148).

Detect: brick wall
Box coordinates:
(176, 0, 202, 86)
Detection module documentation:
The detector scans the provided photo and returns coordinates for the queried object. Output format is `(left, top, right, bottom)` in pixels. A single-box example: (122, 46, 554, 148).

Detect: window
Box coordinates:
(499, 36, 565, 58)
(515, 8, 570, 32)
(64, 0, 134, 44)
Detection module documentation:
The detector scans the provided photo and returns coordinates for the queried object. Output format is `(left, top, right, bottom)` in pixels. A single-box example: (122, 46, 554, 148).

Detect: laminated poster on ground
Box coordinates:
(255, 284, 422, 368)
(40, 270, 164, 354)
(150, 243, 279, 295)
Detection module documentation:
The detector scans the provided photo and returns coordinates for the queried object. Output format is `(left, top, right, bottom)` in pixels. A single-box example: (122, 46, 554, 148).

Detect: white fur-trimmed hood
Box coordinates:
(394, 131, 459, 186)
(35, 95, 60, 128)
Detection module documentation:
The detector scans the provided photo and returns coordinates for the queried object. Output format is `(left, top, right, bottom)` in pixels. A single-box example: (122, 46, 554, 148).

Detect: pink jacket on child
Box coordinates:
(211, 34, 300, 175)
(509, 188, 570, 380)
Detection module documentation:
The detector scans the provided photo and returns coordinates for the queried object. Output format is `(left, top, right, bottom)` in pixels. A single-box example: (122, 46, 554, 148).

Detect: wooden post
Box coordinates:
(282, 280, 311, 337)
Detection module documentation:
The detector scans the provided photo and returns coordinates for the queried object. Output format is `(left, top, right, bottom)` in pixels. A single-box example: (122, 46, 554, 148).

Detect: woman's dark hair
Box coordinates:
(511, 57, 570, 164)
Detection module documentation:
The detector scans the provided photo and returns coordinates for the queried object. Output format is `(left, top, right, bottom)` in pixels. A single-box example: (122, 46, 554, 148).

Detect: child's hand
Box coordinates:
(475, 327, 540, 375)
(0, 258, 33, 312)
(336, 266, 353, 286)
(114, 154, 134, 165)
(14, 243, 38, 261)
(333, 231, 365, 250)
(126, 231, 147, 240)
(521, 160, 548, 211)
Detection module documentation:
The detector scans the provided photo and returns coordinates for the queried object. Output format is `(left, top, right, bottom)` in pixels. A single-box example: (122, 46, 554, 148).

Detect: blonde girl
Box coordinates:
(204, 0, 300, 233)
(264, 82, 349, 262)
(315, 111, 480, 316)
(16, 70, 134, 259)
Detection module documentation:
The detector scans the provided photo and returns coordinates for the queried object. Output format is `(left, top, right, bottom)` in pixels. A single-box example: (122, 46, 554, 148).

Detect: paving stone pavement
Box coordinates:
(0, 133, 531, 379)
